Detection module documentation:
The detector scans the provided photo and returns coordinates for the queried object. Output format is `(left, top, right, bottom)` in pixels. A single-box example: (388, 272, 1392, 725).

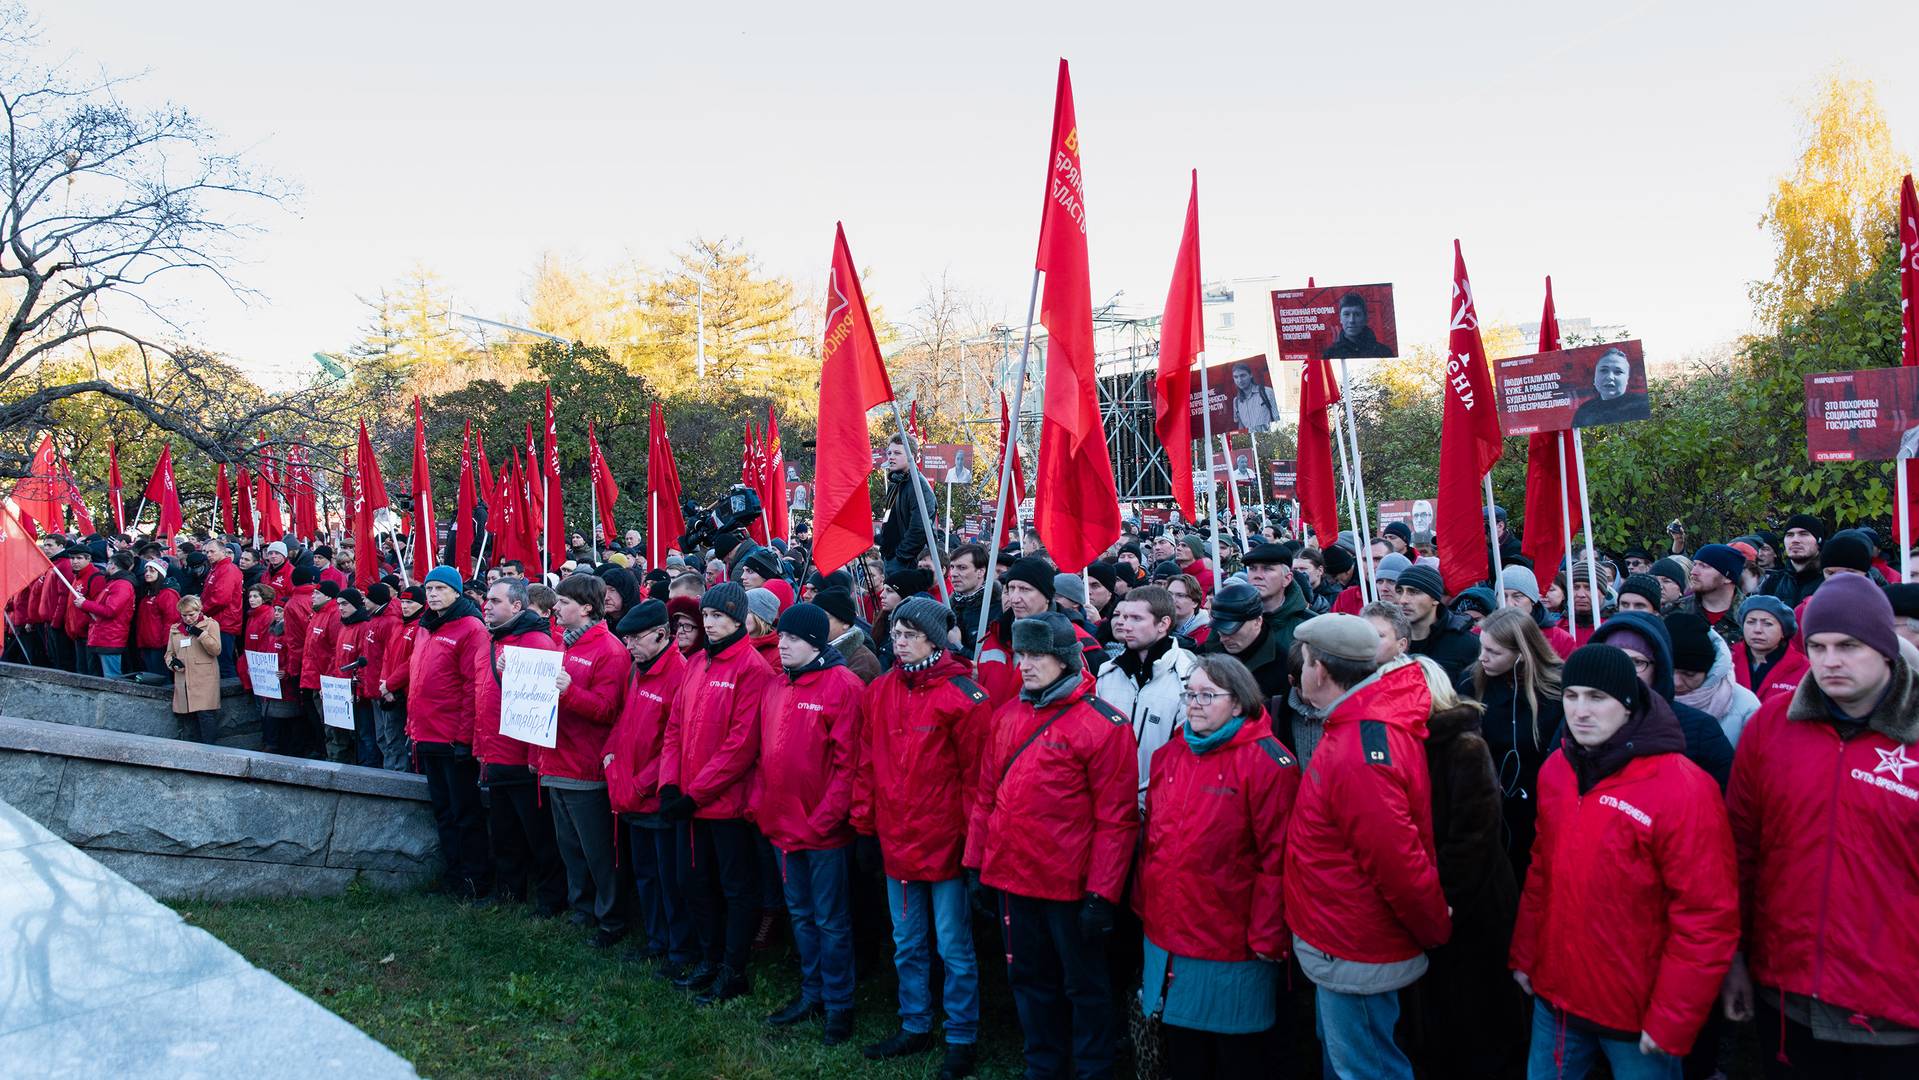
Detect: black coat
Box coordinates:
(877, 470, 932, 572)
(1200, 619, 1289, 699)
(1410, 611, 1481, 683)
(1464, 670, 1563, 884)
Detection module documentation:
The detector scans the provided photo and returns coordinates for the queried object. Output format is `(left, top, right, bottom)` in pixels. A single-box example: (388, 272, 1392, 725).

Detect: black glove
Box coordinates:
(1078, 893, 1116, 942)
(657, 785, 697, 820)
(966, 868, 999, 920)
(185, 623, 204, 637)
(854, 835, 882, 877)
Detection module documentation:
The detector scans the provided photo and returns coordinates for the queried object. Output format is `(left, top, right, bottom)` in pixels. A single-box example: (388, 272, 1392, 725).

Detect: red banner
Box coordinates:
(1376, 499, 1437, 545)
(1804, 367, 1919, 461)
(1271, 283, 1398, 363)
(1496, 340, 1651, 435)
(1269, 459, 1297, 502)
(1192, 353, 1281, 434)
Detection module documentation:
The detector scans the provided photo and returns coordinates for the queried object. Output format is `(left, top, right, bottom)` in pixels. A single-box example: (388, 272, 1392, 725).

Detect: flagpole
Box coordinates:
(1556, 435, 1576, 622)
(1198, 351, 1223, 588)
(473, 532, 490, 579)
(1329, 409, 1369, 605)
(1336, 359, 1379, 604)
(886, 398, 949, 604)
(1221, 435, 1251, 552)
(1248, 429, 1268, 525)
(1900, 461, 1912, 582)
(1483, 474, 1506, 606)
(976, 270, 1041, 657)
(1572, 429, 1600, 635)
(591, 482, 600, 563)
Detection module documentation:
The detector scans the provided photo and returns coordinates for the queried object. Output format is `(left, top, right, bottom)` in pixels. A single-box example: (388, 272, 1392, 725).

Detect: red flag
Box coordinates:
(355, 419, 387, 588)
(996, 392, 1028, 549)
(291, 445, 319, 542)
(515, 447, 542, 569)
(741, 423, 768, 544)
(542, 385, 564, 570)
(907, 401, 925, 459)
(475, 428, 495, 506)
(8, 434, 61, 533)
(0, 497, 55, 604)
(1296, 353, 1342, 547)
(1895, 176, 1919, 547)
(1520, 277, 1585, 583)
(764, 408, 789, 544)
(1154, 170, 1204, 523)
(586, 420, 619, 546)
(257, 439, 285, 542)
(144, 444, 183, 543)
(410, 397, 436, 578)
(341, 449, 357, 537)
(455, 421, 477, 574)
(107, 441, 126, 534)
(55, 456, 93, 534)
(813, 223, 896, 576)
(1437, 241, 1507, 593)
(494, 449, 521, 566)
(215, 462, 234, 536)
(647, 402, 687, 568)
(236, 467, 255, 546)
(1032, 59, 1120, 572)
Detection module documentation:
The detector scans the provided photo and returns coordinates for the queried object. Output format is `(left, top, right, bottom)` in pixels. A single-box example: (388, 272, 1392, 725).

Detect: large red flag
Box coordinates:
(1436, 241, 1506, 593)
(586, 420, 619, 547)
(292, 445, 319, 542)
(455, 421, 477, 574)
(996, 392, 1028, 549)
(1154, 170, 1204, 524)
(813, 223, 896, 576)
(9, 434, 61, 533)
(0, 496, 55, 605)
(1895, 176, 1919, 548)
(1296, 350, 1342, 547)
(542, 386, 564, 570)
(647, 403, 687, 568)
(257, 439, 285, 542)
(57, 456, 93, 534)
(1520, 277, 1585, 583)
(764, 408, 789, 544)
(236, 467, 255, 546)
(355, 419, 387, 588)
(107, 441, 126, 534)
(475, 428, 495, 507)
(215, 462, 234, 536)
(143, 444, 183, 543)
(515, 447, 543, 569)
(494, 450, 522, 567)
(1032, 59, 1120, 572)
(410, 398, 436, 578)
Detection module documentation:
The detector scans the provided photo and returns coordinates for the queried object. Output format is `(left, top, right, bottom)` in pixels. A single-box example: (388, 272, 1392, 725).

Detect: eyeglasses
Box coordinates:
(1629, 656, 1654, 674)
(1180, 690, 1230, 705)
(889, 627, 928, 642)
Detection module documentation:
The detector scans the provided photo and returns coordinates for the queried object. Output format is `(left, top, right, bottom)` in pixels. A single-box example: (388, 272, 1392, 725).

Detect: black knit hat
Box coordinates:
(1321, 544, 1355, 577)
(338, 588, 365, 611)
(1663, 612, 1715, 674)
(292, 565, 317, 587)
(616, 599, 668, 637)
(1563, 644, 1639, 709)
(1649, 557, 1688, 592)
(401, 584, 426, 606)
(366, 581, 393, 606)
(1149, 558, 1183, 582)
(1002, 557, 1058, 600)
(814, 587, 858, 627)
(1618, 574, 1663, 609)
(885, 567, 934, 598)
(776, 602, 831, 651)
(318, 580, 342, 599)
(701, 581, 748, 624)
(1782, 513, 1826, 541)
(1085, 560, 1118, 593)
(1820, 531, 1874, 574)
(1396, 565, 1445, 603)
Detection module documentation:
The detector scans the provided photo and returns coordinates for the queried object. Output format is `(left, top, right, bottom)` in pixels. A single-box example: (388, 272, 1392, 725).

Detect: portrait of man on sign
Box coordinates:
(1320, 292, 1394, 360)
(1572, 347, 1650, 428)
(1230, 362, 1279, 431)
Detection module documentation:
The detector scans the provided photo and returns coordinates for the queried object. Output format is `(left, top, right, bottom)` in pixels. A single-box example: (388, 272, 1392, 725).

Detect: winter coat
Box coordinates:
(1731, 641, 1807, 705)
(1093, 639, 1196, 804)
(831, 630, 882, 684)
(200, 559, 245, 636)
(358, 607, 401, 699)
(538, 622, 627, 782)
(381, 613, 422, 698)
(1261, 580, 1314, 664)
(164, 620, 223, 714)
(1200, 617, 1290, 700)
(1135, 712, 1298, 962)
(474, 613, 559, 768)
(750, 631, 782, 673)
(752, 653, 865, 852)
(239, 604, 277, 693)
(966, 673, 1140, 902)
(281, 583, 315, 676)
(333, 608, 373, 697)
(261, 559, 292, 599)
(877, 469, 932, 571)
(1283, 658, 1451, 964)
(299, 601, 342, 690)
(406, 599, 490, 747)
(77, 571, 136, 648)
(853, 652, 993, 882)
(1675, 629, 1761, 747)
(36, 565, 69, 630)
(661, 632, 776, 820)
(1727, 637, 1919, 1031)
(1408, 611, 1481, 683)
(1760, 562, 1821, 609)
(1509, 693, 1738, 1055)
(1587, 611, 1735, 788)
(134, 583, 181, 651)
(605, 645, 689, 816)
(1423, 701, 1518, 956)
(1464, 668, 1564, 884)
(63, 563, 100, 640)
(975, 623, 1020, 708)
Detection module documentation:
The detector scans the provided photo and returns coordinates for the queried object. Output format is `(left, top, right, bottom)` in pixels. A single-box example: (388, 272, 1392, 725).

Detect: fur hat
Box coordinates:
(1009, 612, 1084, 672)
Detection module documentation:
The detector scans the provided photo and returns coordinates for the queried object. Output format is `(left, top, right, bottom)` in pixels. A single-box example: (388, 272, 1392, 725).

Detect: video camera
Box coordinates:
(679, 484, 764, 554)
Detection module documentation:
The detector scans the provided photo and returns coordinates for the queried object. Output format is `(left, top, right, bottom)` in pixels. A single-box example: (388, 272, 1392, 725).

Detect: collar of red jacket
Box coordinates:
(1324, 658, 1432, 739)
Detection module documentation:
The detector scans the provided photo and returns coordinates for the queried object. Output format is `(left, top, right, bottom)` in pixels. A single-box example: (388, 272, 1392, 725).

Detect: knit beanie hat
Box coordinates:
(1182, 535, 1208, 561)
(1374, 552, 1411, 583)
(1782, 513, 1827, 541)
(1003, 557, 1059, 600)
(1563, 644, 1640, 709)
(1801, 573, 1899, 663)
(775, 602, 831, 651)
(1663, 612, 1716, 674)
(1149, 559, 1183, 582)
(1692, 543, 1747, 583)
(401, 585, 426, 607)
(1322, 544, 1355, 577)
(1453, 587, 1497, 618)
(292, 565, 317, 587)
(1619, 574, 1664, 609)
(893, 596, 954, 646)
(1396, 565, 1445, 602)
(425, 565, 464, 593)
(318, 580, 342, 599)
(1737, 595, 1797, 640)
(616, 599, 668, 637)
(1649, 557, 1688, 592)
(1010, 612, 1084, 672)
(814, 587, 858, 628)
(1085, 560, 1118, 593)
(1820, 531, 1875, 575)
(885, 567, 934, 598)
(366, 582, 392, 606)
(265, 541, 288, 558)
(1053, 572, 1088, 608)
(701, 581, 748, 625)
(1382, 521, 1413, 545)
(746, 587, 781, 628)
(1500, 565, 1542, 605)
(338, 588, 365, 612)
(1884, 584, 1919, 623)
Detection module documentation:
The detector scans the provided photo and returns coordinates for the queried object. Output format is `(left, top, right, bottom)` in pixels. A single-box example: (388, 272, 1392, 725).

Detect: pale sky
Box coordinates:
(35, 1, 1919, 390)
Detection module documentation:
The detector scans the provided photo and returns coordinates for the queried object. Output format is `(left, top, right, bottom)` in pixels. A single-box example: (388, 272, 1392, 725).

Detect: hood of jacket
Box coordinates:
(786, 644, 847, 681)
(1561, 686, 1688, 793)
(1590, 610, 1677, 701)
(1324, 655, 1432, 740)
(1785, 634, 1919, 744)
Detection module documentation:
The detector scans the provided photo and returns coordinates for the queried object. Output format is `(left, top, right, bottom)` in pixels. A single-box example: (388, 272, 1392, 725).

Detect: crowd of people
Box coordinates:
(4, 442, 1916, 1080)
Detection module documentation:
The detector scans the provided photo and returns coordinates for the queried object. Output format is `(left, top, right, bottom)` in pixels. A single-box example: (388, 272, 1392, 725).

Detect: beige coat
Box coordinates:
(164, 620, 223, 713)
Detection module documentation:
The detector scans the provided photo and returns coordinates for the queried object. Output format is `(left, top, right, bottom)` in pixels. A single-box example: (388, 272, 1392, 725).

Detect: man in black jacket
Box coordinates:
(1761, 513, 1824, 608)
(878, 435, 932, 575)
(1396, 565, 1480, 682)
(1199, 583, 1289, 697)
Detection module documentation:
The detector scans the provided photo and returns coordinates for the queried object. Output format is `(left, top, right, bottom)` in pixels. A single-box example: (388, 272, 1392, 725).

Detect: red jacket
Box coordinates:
(606, 646, 689, 815)
(1283, 660, 1451, 964)
(333, 612, 375, 698)
(473, 616, 559, 768)
(974, 623, 1021, 708)
(1183, 558, 1214, 598)
(1137, 715, 1299, 962)
(261, 559, 292, 599)
(1511, 740, 1738, 1054)
(1332, 584, 1363, 615)
(381, 614, 422, 697)
(538, 622, 627, 782)
(1731, 643, 1808, 705)
(299, 601, 342, 689)
(406, 606, 490, 746)
(661, 634, 776, 820)
(63, 563, 100, 639)
(853, 654, 993, 881)
(135, 586, 180, 650)
(752, 658, 865, 853)
(281, 584, 315, 676)
(350, 607, 396, 699)
(750, 632, 782, 673)
(78, 573, 135, 648)
(1727, 685, 1919, 1030)
(320, 566, 347, 591)
(239, 604, 277, 692)
(966, 674, 1139, 903)
(201, 559, 245, 635)
(36, 566, 69, 627)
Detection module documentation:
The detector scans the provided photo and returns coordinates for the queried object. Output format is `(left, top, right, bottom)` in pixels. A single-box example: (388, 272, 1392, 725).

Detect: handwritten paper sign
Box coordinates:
(499, 645, 562, 748)
(320, 675, 355, 730)
(245, 650, 282, 700)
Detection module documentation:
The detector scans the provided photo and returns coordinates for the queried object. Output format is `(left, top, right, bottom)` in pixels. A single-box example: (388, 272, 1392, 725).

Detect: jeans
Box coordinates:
(1004, 891, 1113, 1079)
(547, 784, 624, 934)
(684, 818, 758, 974)
(96, 652, 123, 679)
(376, 698, 410, 771)
(627, 817, 695, 964)
(176, 710, 221, 745)
(482, 769, 565, 913)
(887, 876, 978, 1043)
(1527, 998, 1679, 1080)
(418, 746, 491, 894)
(779, 845, 855, 1011)
(1315, 984, 1414, 1080)
(217, 632, 237, 679)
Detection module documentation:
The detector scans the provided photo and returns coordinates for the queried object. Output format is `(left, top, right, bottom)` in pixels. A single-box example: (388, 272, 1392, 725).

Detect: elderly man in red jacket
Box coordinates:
(199, 536, 245, 678)
(474, 577, 564, 916)
(1283, 613, 1451, 1080)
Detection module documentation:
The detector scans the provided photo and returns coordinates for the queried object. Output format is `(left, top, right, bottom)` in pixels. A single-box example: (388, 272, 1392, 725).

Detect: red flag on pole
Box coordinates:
(475, 428, 495, 507)
(9, 434, 61, 533)
(764, 408, 789, 544)
(292, 445, 319, 542)
(341, 449, 357, 537)
(355, 419, 388, 588)
(1032, 59, 1120, 572)
(144, 445, 183, 544)
(587, 420, 619, 546)
(1436, 241, 1506, 594)
(455, 421, 477, 574)
(1154, 170, 1204, 523)
(741, 423, 768, 544)
(495, 450, 521, 567)
(107, 441, 126, 534)
(236, 467, 255, 546)
(1296, 355, 1342, 546)
(215, 462, 234, 536)
(515, 447, 543, 570)
(0, 496, 55, 604)
(1520, 277, 1584, 581)
(813, 223, 896, 576)
(542, 386, 564, 571)
(1894, 175, 1919, 550)
(996, 392, 1027, 550)
(410, 397, 436, 578)
(523, 422, 542, 545)
(647, 403, 687, 568)
(57, 456, 93, 534)
(258, 438, 285, 542)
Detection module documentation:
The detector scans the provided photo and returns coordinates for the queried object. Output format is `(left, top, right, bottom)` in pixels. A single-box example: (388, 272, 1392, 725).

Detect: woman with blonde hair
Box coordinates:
(164, 594, 224, 744)
(1462, 607, 1564, 885)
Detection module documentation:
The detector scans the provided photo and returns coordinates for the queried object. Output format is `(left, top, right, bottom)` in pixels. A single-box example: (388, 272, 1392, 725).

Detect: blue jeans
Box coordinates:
(886, 876, 979, 1044)
(97, 652, 123, 678)
(1527, 998, 1679, 1080)
(1314, 984, 1413, 1080)
(217, 632, 238, 678)
(779, 845, 855, 1010)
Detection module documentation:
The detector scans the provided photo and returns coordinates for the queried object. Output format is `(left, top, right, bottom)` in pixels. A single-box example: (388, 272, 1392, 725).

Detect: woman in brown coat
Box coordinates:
(164, 594, 224, 744)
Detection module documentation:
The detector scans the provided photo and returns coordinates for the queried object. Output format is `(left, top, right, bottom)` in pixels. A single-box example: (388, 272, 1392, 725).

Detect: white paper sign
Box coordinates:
(320, 675, 356, 730)
(499, 645, 562, 749)
(245, 650, 282, 700)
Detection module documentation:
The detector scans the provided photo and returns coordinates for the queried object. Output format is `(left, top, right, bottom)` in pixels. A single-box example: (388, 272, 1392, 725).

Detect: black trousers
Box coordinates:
(45, 627, 75, 673)
(1758, 999, 1919, 1079)
(481, 768, 565, 913)
(1164, 1023, 1279, 1080)
(1004, 892, 1116, 1080)
(547, 784, 624, 933)
(418, 746, 491, 894)
(684, 817, 758, 974)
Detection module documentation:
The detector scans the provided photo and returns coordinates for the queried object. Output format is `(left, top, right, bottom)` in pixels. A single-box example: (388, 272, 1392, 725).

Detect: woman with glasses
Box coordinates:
(1461, 607, 1565, 884)
(1134, 653, 1300, 1078)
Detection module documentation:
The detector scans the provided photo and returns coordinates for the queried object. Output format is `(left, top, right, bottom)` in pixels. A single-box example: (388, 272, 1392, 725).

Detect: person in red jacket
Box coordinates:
(409, 565, 494, 898)
(1510, 645, 1738, 1079)
(604, 599, 694, 973)
(658, 581, 776, 1004)
(375, 583, 423, 771)
(473, 577, 565, 916)
(261, 540, 294, 598)
(543, 573, 630, 948)
(199, 537, 244, 678)
(331, 588, 380, 766)
(1136, 652, 1298, 1078)
(60, 545, 101, 674)
(1282, 613, 1450, 1080)
(39, 543, 78, 672)
(1731, 595, 1808, 706)
(975, 557, 1057, 708)
(77, 550, 137, 678)
(299, 580, 344, 760)
(966, 612, 1139, 1080)
(1722, 576, 1919, 1076)
(134, 560, 181, 676)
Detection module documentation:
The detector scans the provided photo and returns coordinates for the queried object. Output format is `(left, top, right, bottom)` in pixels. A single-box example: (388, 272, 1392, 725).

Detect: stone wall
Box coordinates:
(0, 716, 441, 900)
(0, 661, 262, 748)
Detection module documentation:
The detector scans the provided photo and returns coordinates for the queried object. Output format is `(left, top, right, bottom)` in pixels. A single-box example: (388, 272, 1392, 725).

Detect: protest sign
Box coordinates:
(499, 644, 563, 748)
(1804, 367, 1919, 461)
(1271, 283, 1398, 363)
(1190, 353, 1282, 434)
(1270, 459, 1297, 502)
(245, 650, 281, 700)
(920, 443, 976, 484)
(1495, 340, 1651, 435)
(320, 675, 355, 730)
(1377, 499, 1437, 544)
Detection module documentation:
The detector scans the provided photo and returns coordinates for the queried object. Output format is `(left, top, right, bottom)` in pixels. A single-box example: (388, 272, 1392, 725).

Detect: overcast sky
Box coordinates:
(36, 1, 1919, 389)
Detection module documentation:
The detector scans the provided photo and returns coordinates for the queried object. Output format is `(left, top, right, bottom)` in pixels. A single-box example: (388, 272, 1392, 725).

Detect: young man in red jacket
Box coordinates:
(604, 600, 694, 974)
(60, 545, 100, 674)
(1723, 575, 1919, 1076)
(1283, 613, 1451, 1080)
(473, 577, 565, 916)
(199, 537, 245, 678)
(330, 588, 380, 766)
(77, 550, 137, 678)
(752, 602, 865, 1044)
(966, 612, 1139, 1080)
(373, 583, 422, 771)
(542, 573, 630, 948)
(409, 565, 494, 899)
(300, 580, 344, 760)
(659, 581, 776, 1004)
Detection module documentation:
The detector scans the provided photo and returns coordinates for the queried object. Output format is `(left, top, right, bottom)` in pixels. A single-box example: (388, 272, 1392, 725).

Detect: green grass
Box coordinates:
(172, 884, 1028, 1080)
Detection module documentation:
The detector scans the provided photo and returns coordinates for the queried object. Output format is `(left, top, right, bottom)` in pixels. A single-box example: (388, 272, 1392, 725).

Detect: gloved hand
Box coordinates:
(657, 785, 698, 820)
(966, 868, 999, 920)
(853, 835, 882, 877)
(1078, 892, 1116, 942)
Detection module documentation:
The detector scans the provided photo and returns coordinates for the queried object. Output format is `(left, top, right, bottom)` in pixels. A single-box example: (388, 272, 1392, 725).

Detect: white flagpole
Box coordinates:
(1337, 359, 1379, 604)
(590, 482, 600, 563)
(1222, 435, 1250, 552)
(1329, 409, 1364, 603)
(1248, 428, 1269, 524)
(1572, 429, 1601, 635)
(976, 271, 1041, 656)
(1484, 474, 1507, 607)
(1557, 434, 1576, 622)
(886, 399, 949, 604)
(1900, 461, 1913, 582)
(1198, 352, 1223, 588)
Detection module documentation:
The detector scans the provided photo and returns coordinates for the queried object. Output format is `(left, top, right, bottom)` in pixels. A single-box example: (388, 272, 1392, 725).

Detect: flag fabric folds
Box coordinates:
(355, 420, 388, 588)
(813, 223, 896, 577)
(587, 420, 618, 547)
(1296, 355, 1342, 546)
(144, 444, 184, 543)
(996, 391, 1027, 550)
(1436, 240, 1506, 594)
(1520, 277, 1585, 583)
(1895, 175, 1919, 547)
(0, 497, 55, 605)
(107, 441, 126, 535)
(542, 386, 564, 572)
(1154, 170, 1204, 524)
(647, 402, 687, 569)
(410, 398, 436, 579)
(10, 434, 62, 534)
(764, 408, 789, 544)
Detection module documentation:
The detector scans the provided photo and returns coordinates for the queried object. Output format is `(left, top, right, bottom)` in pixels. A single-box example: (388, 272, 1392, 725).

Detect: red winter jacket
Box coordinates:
(135, 586, 180, 650)
(382, 614, 422, 697)
(406, 605, 490, 746)
(63, 563, 100, 639)
(538, 622, 627, 782)
(752, 657, 865, 853)
(966, 673, 1140, 903)
(36, 565, 69, 628)
(1332, 584, 1363, 615)
(78, 573, 135, 648)
(1511, 727, 1738, 1054)
(319, 566, 347, 591)
(474, 616, 558, 768)
(750, 632, 782, 673)
(239, 604, 277, 693)
(1731, 643, 1808, 705)
(974, 623, 1021, 708)
(661, 633, 776, 820)
(281, 583, 315, 676)
(1283, 660, 1451, 964)
(1727, 679, 1919, 1031)
(351, 607, 396, 699)
(299, 601, 341, 690)
(261, 559, 292, 600)
(1137, 714, 1300, 962)
(853, 654, 993, 882)
(333, 611, 373, 697)
(201, 558, 245, 635)
(605, 646, 689, 816)
(1184, 558, 1214, 599)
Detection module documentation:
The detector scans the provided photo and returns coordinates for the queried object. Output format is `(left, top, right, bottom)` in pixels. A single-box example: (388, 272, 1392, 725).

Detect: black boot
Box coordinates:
(937, 1042, 977, 1080)
(862, 1028, 936, 1060)
(822, 1010, 856, 1046)
(672, 962, 718, 992)
(694, 965, 749, 1006)
(765, 995, 823, 1027)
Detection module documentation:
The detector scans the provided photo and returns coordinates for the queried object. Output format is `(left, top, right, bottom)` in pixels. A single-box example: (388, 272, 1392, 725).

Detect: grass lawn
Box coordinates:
(173, 884, 1031, 1080)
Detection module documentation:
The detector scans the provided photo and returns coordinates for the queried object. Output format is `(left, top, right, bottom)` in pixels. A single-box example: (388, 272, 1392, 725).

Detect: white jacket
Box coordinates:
(1094, 641, 1196, 806)
(1676, 630, 1762, 747)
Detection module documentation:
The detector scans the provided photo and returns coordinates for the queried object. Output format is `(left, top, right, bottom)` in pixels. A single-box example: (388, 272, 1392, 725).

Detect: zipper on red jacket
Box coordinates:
(1809, 733, 1846, 1003)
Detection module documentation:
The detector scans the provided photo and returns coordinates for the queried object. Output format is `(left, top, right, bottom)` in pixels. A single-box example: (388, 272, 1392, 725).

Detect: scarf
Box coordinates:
(1112, 634, 1173, 688)
(901, 648, 944, 674)
(491, 609, 551, 641)
(704, 625, 747, 658)
(1183, 712, 1246, 754)
(562, 619, 600, 648)
(1561, 693, 1687, 794)
(421, 595, 482, 632)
